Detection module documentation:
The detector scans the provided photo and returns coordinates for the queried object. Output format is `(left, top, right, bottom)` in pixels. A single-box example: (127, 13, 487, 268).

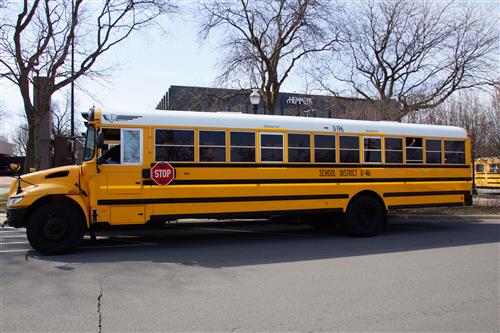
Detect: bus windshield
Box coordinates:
(83, 125, 95, 161)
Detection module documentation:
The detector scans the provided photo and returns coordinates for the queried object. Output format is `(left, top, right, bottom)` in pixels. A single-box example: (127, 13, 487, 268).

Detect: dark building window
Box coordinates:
(155, 129, 194, 162)
(288, 133, 310, 162)
(230, 131, 255, 162)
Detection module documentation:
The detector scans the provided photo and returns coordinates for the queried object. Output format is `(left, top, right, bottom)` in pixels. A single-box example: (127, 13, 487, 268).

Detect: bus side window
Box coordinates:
(476, 164, 485, 173)
(490, 164, 500, 173)
(444, 140, 465, 164)
(230, 131, 255, 162)
(339, 135, 359, 163)
(121, 128, 142, 165)
(363, 137, 381, 163)
(313, 134, 334, 163)
(155, 129, 194, 162)
(385, 137, 403, 163)
(426, 139, 442, 164)
(260, 133, 283, 162)
(406, 137, 423, 164)
(289, 133, 311, 163)
(199, 130, 226, 162)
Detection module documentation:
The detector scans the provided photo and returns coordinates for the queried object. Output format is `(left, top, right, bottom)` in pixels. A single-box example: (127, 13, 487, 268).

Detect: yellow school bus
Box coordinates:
(474, 157, 500, 189)
(5, 108, 472, 253)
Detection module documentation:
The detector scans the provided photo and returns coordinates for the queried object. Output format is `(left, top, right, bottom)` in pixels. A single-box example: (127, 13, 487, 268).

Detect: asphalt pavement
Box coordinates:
(1, 216, 499, 332)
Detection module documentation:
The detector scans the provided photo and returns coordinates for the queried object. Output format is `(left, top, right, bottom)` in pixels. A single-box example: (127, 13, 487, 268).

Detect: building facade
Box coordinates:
(156, 85, 387, 119)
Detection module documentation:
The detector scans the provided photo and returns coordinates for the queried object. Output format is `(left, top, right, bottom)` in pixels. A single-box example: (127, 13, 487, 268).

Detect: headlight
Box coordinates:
(7, 196, 23, 207)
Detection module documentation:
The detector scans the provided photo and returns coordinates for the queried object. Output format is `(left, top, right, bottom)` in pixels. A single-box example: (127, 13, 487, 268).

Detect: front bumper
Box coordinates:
(5, 207, 28, 228)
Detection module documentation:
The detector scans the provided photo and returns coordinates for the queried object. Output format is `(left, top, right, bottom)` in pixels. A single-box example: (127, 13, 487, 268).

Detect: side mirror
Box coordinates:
(96, 132, 105, 149)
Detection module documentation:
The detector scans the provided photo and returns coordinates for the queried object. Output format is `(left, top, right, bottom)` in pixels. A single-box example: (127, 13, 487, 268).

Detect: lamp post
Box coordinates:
(249, 89, 260, 114)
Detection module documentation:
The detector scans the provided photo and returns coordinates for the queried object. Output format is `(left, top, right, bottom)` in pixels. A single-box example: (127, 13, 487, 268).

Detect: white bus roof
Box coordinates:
(98, 109, 468, 139)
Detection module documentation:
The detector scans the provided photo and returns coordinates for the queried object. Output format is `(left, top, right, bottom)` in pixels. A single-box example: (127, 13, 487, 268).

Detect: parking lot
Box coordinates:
(1, 216, 499, 332)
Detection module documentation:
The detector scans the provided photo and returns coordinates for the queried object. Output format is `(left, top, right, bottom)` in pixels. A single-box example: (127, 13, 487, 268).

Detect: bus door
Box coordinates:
(96, 127, 145, 225)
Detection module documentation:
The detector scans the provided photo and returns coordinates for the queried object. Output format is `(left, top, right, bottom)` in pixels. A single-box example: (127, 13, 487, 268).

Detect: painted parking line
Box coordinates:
(0, 241, 30, 245)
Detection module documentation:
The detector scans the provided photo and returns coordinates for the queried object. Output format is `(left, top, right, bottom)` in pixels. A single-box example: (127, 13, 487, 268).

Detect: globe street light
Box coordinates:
(249, 89, 260, 114)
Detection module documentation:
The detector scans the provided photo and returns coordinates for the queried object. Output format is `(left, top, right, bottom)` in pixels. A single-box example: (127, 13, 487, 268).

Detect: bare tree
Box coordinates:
(51, 91, 82, 138)
(199, 0, 341, 114)
(404, 92, 497, 158)
(312, 0, 498, 120)
(0, 0, 175, 170)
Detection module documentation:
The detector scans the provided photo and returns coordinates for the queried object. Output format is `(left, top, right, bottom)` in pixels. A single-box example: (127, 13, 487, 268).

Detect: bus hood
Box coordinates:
(7, 165, 81, 198)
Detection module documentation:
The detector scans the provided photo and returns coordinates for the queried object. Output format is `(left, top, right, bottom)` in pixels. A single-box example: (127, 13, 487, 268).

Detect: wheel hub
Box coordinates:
(43, 217, 68, 241)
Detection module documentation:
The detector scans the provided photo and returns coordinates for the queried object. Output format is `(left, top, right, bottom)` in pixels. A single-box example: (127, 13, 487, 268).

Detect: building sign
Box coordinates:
(286, 96, 313, 106)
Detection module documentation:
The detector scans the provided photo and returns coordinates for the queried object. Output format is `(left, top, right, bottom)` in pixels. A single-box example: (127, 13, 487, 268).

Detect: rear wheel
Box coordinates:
(26, 202, 85, 254)
(343, 196, 384, 237)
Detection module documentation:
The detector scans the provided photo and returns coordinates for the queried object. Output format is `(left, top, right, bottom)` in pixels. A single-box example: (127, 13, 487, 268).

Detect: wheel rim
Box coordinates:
(43, 217, 69, 241)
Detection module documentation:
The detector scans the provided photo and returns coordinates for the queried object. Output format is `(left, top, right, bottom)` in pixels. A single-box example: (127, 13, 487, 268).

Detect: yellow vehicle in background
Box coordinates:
(474, 157, 500, 189)
(6, 107, 473, 254)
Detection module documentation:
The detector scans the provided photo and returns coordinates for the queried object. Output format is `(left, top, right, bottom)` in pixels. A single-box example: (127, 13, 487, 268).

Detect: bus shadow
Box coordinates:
(27, 217, 500, 269)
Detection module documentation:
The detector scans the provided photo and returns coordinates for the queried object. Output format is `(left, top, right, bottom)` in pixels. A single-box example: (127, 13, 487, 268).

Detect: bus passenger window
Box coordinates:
(444, 140, 465, 164)
(363, 137, 381, 163)
(476, 164, 484, 173)
(155, 129, 194, 162)
(406, 137, 423, 163)
(230, 131, 255, 162)
(289, 133, 311, 162)
(340, 136, 359, 163)
(314, 134, 335, 163)
(260, 133, 283, 162)
(490, 164, 500, 173)
(426, 139, 442, 164)
(385, 137, 403, 163)
(200, 131, 226, 162)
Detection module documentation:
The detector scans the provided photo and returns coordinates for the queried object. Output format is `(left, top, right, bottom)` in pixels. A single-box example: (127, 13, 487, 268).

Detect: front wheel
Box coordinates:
(26, 202, 85, 254)
(343, 196, 384, 237)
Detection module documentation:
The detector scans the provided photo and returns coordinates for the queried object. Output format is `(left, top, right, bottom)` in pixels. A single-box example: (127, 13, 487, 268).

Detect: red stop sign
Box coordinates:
(151, 162, 175, 185)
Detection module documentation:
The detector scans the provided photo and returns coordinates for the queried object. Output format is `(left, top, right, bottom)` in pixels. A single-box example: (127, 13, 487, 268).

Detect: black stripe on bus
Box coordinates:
(142, 177, 472, 186)
(383, 190, 469, 198)
(97, 193, 349, 206)
(149, 163, 471, 169)
(388, 202, 464, 209)
(149, 208, 344, 221)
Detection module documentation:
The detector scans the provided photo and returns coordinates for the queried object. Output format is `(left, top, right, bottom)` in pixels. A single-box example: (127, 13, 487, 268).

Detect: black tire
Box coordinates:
(26, 202, 85, 254)
(343, 196, 384, 237)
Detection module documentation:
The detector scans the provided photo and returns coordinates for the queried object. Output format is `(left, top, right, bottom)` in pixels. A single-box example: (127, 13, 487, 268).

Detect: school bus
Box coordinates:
(474, 157, 500, 189)
(5, 108, 472, 254)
